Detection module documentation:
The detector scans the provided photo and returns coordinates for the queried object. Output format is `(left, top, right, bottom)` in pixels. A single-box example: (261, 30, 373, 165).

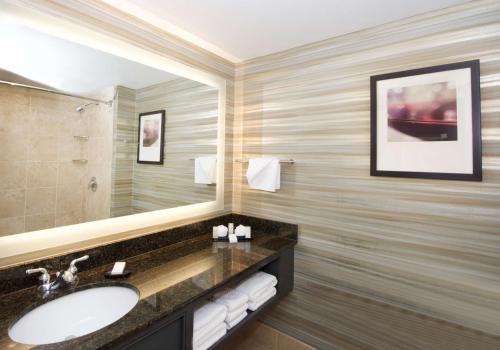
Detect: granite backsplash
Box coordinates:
(0, 214, 298, 295)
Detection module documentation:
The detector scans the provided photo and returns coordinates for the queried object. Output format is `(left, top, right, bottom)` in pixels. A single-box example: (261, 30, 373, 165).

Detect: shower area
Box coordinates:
(0, 83, 114, 235)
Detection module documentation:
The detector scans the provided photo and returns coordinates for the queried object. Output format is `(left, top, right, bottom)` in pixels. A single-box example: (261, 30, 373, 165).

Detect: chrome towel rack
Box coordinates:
(188, 158, 295, 164)
(235, 159, 295, 165)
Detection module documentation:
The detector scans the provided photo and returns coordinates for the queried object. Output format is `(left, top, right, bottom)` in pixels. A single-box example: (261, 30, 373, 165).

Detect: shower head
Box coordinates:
(75, 102, 98, 113)
(75, 91, 115, 113)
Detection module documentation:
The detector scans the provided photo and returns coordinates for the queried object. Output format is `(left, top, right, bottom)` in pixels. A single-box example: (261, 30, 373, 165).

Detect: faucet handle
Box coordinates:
(26, 268, 50, 286)
(68, 255, 89, 273)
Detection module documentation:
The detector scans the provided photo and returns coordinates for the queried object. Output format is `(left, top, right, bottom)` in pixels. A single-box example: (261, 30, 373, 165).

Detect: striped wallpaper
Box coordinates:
(110, 78, 218, 215)
(233, 1, 500, 348)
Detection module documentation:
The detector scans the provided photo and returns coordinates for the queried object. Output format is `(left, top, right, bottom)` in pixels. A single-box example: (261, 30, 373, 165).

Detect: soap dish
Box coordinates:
(104, 270, 132, 279)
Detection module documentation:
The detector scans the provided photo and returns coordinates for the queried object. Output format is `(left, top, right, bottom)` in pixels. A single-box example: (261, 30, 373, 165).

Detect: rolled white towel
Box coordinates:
(235, 272, 277, 301)
(193, 302, 227, 332)
(193, 322, 226, 350)
(213, 289, 249, 313)
(248, 287, 277, 311)
(226, 311, 247, 329)
(226, 304, 248, 323)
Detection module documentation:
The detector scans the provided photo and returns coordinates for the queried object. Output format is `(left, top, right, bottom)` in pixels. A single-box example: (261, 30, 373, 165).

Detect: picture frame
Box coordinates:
(137, 110, 165, 165)
(370, 60, 482, 181)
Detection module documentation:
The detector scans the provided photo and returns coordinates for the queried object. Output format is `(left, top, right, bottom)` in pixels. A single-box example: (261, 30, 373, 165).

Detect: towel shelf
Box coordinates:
(235, 159, 294, 165)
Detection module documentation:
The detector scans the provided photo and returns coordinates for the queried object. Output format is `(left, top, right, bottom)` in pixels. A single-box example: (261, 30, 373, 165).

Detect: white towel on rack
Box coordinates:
(195, 156, 217, 184)
(213, 289, 249, 312)
(193, 322, 227, 350)
(248, 287, 277, 311)
(246, 157, 280, 192)
(226, 311, 247, 329)
(235, 272, 278, 301)
(193, 302, 227, 332)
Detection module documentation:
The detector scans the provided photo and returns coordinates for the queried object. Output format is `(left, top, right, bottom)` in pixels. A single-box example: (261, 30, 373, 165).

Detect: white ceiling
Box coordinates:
(105, 0, 470, 62)
(0, 20, 177, 95)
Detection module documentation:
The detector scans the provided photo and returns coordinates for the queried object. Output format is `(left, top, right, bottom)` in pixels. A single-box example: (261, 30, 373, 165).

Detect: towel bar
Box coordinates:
(189, 158, 295, 164)
(235, 159, 294, 165)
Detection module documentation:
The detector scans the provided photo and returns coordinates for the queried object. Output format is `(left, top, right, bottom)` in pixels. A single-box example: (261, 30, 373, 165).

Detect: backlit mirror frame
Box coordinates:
(0, 3, 226, 266)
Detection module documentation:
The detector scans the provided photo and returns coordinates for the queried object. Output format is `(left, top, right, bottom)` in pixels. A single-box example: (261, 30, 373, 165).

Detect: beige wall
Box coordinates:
(111, 79, 218, 215)
(234, 0, 500, 348)
(0, 84, 113, 236)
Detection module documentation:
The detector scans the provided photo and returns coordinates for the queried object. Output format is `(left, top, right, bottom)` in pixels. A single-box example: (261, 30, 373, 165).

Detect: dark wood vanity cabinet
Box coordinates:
(120, 314, 186, 350)
(113, 247, 294, 350)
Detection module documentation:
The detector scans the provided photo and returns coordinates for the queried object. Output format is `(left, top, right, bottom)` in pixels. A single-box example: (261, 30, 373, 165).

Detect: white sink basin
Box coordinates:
(9, 285, 139, 345)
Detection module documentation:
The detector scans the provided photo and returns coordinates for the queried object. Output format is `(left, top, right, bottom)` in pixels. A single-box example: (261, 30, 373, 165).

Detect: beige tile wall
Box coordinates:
(0, 84, 113, 236)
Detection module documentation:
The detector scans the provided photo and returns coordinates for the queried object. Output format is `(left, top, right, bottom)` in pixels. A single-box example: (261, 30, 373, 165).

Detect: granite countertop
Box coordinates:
(0, 232, 296, 350)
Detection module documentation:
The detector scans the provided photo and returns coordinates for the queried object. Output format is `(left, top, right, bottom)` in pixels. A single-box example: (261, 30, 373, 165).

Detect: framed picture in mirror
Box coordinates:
(137, 110, 166, 164)
(370, 60, 482, 181)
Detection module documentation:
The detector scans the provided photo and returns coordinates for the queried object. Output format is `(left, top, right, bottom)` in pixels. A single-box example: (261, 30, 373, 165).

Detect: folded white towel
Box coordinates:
(248, 287, 277, 311)
(213, 289, 249, 312)
(193, 322, 226, 350)
(193, 319, 225, 345)
(246, 157, 281, 192)
(226, 311, 247, 329)
(193, 302, 227, 332)
(252, 285, 275, 302)
(235, 272, 278, 301)
(216, 225, 228, 238)
(226, 304, 248, 323)
(195, 156, 217, 184)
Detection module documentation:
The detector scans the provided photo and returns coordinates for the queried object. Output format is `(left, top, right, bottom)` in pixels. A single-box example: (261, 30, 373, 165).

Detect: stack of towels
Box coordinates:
(192, 302, 227, 350)
(214, 289, 249, 329)
(236, 272, 278, 311)
(192, 272, 277, 349)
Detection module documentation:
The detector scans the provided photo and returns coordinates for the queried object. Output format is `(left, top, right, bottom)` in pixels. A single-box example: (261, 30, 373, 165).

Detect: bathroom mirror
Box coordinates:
(0, 19, 219, 238)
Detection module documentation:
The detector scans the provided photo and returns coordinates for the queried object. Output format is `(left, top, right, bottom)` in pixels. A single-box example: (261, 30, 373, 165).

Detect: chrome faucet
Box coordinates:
(62, 255, 89, 284)
(26, 267, 60, 293)
(26, 255, 89, 295)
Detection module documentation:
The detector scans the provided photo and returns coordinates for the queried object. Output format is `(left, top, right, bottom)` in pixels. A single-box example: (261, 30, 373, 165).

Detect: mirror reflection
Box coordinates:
(0, 20, 218, 236)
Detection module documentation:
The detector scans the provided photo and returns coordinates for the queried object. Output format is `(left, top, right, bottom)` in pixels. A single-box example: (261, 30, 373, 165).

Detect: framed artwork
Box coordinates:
(370, 60, 482, 181)
(137, 110, 165, 164)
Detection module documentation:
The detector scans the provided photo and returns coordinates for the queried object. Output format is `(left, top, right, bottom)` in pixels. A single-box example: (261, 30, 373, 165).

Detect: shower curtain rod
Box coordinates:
(0, 80, 113, 105)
